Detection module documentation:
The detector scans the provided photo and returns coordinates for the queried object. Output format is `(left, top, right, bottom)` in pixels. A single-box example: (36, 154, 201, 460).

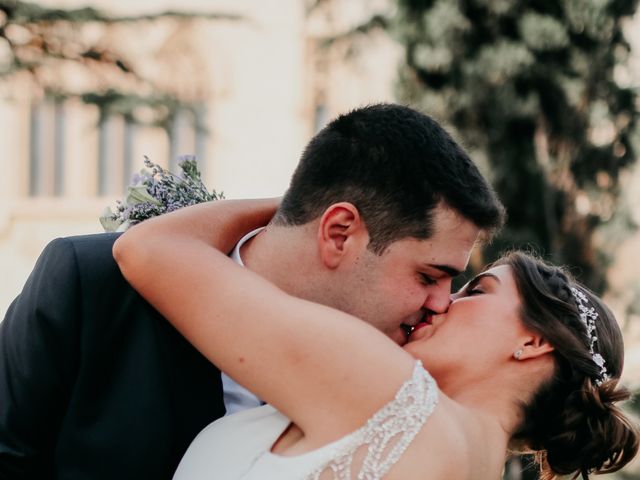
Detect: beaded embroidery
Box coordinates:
(307, 361, 438, 480)
(570, 287, 609, 385)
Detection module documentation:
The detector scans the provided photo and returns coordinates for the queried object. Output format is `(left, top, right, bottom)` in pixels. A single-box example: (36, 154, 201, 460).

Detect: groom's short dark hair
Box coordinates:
(273, 103, 505, 253)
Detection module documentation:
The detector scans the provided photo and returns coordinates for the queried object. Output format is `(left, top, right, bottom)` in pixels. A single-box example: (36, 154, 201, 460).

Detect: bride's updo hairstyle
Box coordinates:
(494, 252, 638, 479)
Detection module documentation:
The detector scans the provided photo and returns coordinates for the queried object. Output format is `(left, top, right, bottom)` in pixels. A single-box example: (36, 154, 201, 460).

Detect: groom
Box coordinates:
(0, 104, 504, 479)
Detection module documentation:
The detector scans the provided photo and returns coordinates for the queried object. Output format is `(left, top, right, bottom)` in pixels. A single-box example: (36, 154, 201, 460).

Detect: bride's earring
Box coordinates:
(514, 349, 523, 360)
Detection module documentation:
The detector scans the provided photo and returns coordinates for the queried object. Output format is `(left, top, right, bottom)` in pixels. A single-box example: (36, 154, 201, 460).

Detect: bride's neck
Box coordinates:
(445, 373, 528, 444)
(436, 388, 514, 477)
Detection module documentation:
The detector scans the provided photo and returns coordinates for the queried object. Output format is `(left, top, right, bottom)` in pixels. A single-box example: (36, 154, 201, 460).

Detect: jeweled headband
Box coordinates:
(570, 287, 609, 386)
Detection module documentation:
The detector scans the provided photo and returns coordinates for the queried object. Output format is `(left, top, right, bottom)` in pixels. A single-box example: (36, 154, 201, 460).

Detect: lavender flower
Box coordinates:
(100, 156, 224, 232)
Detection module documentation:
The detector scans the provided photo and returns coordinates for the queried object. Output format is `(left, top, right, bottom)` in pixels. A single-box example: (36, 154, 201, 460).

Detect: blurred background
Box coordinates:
(0, 0, 639, 477)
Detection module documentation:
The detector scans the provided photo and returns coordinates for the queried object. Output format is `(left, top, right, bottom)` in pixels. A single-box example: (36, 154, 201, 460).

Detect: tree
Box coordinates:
(398, 0, 640, 291)
(322, 0, 640, 292)
(0, 0, 240, 126)
(401, 4, 640, 478)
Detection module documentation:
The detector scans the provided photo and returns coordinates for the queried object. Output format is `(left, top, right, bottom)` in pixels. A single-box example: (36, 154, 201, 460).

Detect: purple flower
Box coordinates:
(100, 156, 224, 232)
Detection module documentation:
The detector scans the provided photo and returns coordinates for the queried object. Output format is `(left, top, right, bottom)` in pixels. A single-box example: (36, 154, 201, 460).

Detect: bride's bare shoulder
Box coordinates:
(386, 396, 503, 480)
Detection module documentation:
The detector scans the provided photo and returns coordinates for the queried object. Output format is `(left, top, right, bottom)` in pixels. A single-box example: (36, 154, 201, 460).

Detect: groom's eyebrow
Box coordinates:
(425, 264, 463, 278)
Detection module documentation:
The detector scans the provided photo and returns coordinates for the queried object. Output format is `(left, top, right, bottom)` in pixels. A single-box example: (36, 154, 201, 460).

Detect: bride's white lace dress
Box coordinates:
(173, 361, 438, 480)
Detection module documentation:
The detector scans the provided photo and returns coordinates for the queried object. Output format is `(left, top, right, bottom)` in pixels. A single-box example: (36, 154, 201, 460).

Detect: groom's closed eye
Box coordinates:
(418, 273, 438, 286)
(418, 264, 463, 293)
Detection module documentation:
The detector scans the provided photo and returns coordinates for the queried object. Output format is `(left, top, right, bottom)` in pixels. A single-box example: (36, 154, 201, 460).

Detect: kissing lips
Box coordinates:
(412, 321, 430, 333)
(401, 312, 433, 336)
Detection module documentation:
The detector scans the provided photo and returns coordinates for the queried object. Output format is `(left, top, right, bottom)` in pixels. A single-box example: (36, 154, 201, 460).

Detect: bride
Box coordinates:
(113, 199, 638, 480)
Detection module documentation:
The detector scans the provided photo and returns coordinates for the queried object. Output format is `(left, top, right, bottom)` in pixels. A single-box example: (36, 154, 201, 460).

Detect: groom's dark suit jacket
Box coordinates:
(0, 233, 226, 479)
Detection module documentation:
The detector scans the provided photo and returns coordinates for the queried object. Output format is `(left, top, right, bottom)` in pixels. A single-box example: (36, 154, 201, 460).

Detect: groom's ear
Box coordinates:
(317, 203, 369, 269)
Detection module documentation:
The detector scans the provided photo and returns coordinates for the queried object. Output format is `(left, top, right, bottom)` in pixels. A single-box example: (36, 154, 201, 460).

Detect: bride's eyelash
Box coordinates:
(465, 280, 484, 295)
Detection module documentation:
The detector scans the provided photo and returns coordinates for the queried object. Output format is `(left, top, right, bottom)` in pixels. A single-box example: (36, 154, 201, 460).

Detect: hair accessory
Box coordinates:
(570, 287, 609, 385)
(514, 349, 523, 360)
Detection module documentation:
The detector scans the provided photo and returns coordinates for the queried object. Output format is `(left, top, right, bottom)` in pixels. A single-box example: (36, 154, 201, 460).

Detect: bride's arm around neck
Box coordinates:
(113, 199, 417, 445)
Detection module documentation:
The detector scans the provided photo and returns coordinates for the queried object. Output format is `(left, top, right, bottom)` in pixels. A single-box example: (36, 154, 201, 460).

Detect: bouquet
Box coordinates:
(100, 155, 224, 232)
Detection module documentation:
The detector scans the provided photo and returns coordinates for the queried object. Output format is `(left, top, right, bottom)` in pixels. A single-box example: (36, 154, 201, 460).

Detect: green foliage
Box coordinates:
(389, 0, 640, 291)
(0, 0, 240, 128)
(519, 12, 570, 51)
(0, 0, 238, 23)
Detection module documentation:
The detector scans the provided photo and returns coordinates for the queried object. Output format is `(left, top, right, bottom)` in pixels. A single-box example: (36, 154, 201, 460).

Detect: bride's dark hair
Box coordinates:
(493, 251, 638, 479)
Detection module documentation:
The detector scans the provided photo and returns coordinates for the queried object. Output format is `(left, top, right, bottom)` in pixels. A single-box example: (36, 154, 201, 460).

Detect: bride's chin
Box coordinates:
(408, 324, 433, 343)
(402, 340, 421, 357)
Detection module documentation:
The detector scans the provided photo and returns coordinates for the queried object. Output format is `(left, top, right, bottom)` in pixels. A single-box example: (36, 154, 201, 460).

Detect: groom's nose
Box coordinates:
(423, 282, 452, 314)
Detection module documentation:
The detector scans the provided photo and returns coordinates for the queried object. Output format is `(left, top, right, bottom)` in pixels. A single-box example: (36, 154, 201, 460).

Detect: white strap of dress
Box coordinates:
(307, 360, 438, 480)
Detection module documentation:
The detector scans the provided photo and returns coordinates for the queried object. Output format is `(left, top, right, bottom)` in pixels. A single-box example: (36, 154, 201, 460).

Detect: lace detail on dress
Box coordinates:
(307, 361, 438, 480)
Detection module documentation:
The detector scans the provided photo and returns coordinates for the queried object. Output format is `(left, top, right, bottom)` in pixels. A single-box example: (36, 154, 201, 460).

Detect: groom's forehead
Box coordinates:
(401, 221, 481, 273)
(419, 262, 463, 278)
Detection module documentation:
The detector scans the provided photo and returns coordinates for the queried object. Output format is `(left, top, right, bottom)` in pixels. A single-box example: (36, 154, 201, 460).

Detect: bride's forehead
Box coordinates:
(484, 264, 512, 279)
